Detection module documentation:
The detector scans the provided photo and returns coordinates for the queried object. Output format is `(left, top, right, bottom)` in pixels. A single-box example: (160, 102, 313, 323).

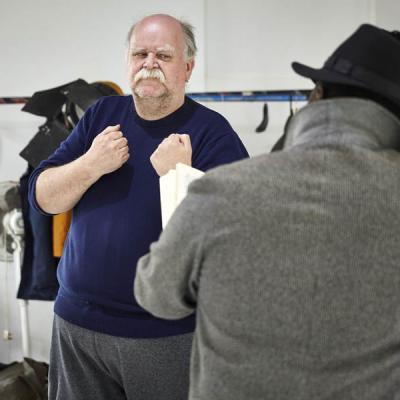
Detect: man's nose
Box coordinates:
(143, 53, 158, 69)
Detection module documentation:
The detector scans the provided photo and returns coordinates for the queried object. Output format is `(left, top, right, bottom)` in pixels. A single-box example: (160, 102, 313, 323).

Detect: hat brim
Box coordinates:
(292, 61, 369, 89)
(292, 61, 400, 108)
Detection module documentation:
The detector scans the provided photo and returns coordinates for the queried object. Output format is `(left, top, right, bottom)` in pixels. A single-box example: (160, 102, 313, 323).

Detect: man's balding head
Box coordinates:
(127, 14, 197, 61)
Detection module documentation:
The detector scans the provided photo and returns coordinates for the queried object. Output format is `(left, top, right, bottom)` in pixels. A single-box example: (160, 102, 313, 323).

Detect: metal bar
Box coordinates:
(0, 90, 311, 105)
(0, 97, 30, 104)
(187, 90, 310, 102)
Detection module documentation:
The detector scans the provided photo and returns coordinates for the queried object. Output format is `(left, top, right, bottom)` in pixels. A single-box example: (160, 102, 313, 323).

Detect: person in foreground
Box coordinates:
(135, 24, 400, 399)
(28, 13, 248, 400)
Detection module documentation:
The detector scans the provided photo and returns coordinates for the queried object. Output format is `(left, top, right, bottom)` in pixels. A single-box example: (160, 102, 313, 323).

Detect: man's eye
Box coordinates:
(133, 52, 147, 58)
(158, 54, 172, 61)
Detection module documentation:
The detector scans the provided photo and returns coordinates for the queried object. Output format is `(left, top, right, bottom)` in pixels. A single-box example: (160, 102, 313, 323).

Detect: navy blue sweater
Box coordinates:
(29, 95, 249, 338)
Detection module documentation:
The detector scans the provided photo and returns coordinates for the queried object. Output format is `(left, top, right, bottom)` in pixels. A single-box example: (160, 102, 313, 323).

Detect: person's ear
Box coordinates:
(185, 59, 195, 82)
(308, 82, 324, 103)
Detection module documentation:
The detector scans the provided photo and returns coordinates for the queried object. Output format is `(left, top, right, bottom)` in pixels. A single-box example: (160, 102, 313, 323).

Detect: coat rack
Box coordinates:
(0, 89, 310, 133)
(187, 90, 309, 102)
(0, 90, 310, 105)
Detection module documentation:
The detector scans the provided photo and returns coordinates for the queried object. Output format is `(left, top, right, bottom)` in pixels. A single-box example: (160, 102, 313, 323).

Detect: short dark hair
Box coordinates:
(319, 81, 400, 120)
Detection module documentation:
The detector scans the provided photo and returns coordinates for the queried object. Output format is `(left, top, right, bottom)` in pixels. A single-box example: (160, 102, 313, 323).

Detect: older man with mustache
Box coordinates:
(28, 13, 248, 400)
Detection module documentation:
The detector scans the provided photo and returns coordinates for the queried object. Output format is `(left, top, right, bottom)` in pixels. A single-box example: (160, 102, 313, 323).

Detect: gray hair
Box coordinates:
(126, 16, 197, 61)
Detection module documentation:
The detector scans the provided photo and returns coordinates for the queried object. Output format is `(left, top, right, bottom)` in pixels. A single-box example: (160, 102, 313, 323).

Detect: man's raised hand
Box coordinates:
(150, 133, 192, 176)
(83, 124, 130, 178)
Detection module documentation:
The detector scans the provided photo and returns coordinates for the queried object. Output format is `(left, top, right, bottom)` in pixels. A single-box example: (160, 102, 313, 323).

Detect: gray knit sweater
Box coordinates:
(135, 98, 400, 399)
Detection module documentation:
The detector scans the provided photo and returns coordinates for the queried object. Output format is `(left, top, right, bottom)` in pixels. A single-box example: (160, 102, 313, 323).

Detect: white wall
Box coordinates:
(0, 0, 398, 364)
(376, 0, 400, 28)
(205, 0, 374, 91)
(204, 0, 375, 156)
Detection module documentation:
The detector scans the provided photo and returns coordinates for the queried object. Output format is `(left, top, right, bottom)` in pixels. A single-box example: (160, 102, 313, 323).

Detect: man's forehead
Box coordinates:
(130, 18, 184, 49)
(130, 43, 176, 53)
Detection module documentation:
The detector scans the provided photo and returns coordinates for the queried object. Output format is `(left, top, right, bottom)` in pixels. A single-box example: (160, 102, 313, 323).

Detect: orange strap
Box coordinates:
(52, 210, 72, 257)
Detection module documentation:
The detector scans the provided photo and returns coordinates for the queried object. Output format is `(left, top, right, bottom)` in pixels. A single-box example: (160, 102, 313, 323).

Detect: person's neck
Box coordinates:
(133, 93, 185, 121)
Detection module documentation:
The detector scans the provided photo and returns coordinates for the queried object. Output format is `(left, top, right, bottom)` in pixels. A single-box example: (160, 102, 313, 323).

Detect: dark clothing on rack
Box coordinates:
(18, 167, 58, 300)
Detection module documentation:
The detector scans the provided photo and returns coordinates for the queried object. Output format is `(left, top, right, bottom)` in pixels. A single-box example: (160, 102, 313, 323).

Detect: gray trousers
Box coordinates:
(49, 315, 193, 400)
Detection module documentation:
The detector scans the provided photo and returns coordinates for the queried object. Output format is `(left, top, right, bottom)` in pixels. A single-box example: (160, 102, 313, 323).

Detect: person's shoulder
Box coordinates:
(203, 150, 297, 185)
(208, 153, 269, 178)
(187, 97, 231, 125)
(190, 154, 264, 193)
(185, 152, 300, 229)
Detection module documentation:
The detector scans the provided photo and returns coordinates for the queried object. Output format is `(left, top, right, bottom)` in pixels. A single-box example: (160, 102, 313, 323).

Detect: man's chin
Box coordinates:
(134, 88, 168, 99)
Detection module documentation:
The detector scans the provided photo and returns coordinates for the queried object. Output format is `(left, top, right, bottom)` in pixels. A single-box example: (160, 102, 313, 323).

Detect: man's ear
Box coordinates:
(185, 59, 195, 82)
(308, 82, 324, 103)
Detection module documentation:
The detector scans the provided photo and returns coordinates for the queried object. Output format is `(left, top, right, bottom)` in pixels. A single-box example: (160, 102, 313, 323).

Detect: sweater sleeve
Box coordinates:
(134, 176, 212, 319)
(194, 132, 249, 172)
(189, 107, 249, 172)
(28, 102, 97, 215)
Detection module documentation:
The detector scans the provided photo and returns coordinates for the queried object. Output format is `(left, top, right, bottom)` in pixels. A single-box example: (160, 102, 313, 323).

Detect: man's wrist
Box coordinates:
(78, 154, 103, 183)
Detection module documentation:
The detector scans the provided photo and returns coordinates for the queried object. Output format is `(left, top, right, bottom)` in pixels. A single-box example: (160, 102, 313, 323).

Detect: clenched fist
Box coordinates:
(82, 124, 130, 179)
(150, 133, 192, 176)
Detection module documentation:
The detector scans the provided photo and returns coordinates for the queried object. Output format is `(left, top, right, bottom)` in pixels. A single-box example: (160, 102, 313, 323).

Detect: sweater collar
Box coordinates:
(132, 96, 195, 128)
(284, 98, 400, 151)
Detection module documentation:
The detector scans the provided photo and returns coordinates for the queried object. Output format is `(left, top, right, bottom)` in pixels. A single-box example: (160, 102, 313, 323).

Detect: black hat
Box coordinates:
(292, 24, 400, 107)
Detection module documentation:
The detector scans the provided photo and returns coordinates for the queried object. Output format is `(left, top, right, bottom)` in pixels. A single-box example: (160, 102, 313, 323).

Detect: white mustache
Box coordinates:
(134, 68, 166, 84)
